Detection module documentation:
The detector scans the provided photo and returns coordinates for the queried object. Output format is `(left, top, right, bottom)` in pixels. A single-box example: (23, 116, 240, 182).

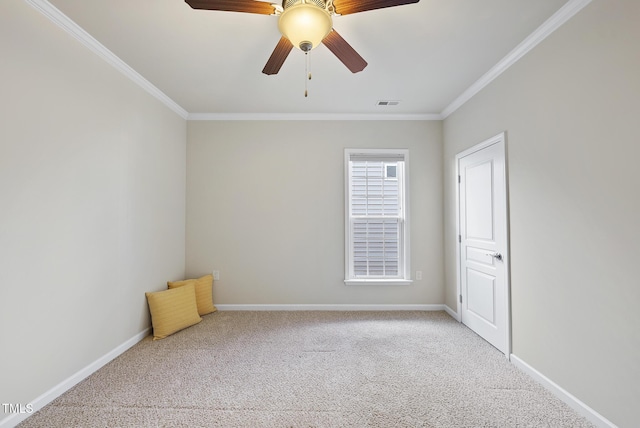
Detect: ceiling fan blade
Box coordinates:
(262, 37, 294, 75)
(322, 30, 367, 73)
(333, 0, 419, 16)
(185, 0, 275, 15)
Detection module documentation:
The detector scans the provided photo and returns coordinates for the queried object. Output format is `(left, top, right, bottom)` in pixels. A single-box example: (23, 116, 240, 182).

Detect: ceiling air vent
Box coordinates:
(376, 100, 400, 106)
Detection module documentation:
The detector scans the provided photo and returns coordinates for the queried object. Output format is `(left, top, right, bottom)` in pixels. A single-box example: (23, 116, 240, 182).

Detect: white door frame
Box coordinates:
(455, 132, 511, 357)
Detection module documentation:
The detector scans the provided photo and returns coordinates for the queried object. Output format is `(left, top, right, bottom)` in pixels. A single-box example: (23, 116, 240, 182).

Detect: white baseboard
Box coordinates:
(443, 305, 460, 321)
(0, 328, 150, 428)
(215, 304, 446, 311)
(510, 354, 617, 428)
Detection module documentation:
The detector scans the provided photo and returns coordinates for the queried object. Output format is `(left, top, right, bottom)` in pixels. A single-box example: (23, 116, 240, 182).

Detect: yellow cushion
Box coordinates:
(145, 283, 202, 340)
(167, 274, 216, 316)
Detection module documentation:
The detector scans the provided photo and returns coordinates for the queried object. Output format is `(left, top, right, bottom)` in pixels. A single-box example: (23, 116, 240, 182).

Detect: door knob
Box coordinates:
(486, 252, 503, 261)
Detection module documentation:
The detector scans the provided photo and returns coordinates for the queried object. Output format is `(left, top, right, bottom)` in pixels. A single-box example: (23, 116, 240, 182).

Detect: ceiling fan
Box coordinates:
(185, 0, 420, 75)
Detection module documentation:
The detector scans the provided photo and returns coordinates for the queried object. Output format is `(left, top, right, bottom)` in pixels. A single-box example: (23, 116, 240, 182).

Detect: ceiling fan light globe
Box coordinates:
(278, 3, 332, 51)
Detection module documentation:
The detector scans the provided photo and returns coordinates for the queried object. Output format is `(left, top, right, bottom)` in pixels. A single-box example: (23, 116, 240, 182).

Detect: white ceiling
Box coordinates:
(43, 0, 573, 117)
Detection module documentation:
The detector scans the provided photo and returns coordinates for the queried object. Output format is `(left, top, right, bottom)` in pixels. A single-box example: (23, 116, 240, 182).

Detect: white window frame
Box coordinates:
(344, 149, 412, 285)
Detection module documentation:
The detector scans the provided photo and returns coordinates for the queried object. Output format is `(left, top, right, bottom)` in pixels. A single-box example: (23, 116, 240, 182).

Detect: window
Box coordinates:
(345, 149, 411, 284)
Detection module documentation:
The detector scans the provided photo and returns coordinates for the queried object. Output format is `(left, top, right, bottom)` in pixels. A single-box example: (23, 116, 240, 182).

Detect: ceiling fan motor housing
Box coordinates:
(282, 0, 327, 10)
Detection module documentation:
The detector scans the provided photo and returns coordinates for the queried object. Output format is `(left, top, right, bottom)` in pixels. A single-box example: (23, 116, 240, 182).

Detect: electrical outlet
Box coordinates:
(416, 270, 422, 280)
(213, 270, 220, 281)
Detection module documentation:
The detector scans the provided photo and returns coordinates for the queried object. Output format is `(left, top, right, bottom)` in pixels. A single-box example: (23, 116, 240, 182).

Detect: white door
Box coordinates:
(457, 133, 510, 356)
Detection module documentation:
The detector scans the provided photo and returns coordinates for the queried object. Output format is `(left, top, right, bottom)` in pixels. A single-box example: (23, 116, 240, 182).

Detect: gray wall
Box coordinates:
(4, 0, 638, 426)
(186, 120, 443, 305)
(442, 0, 640, 425)
(0, 1, 186, 422)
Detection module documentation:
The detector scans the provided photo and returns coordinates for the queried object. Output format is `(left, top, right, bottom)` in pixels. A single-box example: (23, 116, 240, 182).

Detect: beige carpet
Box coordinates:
(20, 311, 594, 427)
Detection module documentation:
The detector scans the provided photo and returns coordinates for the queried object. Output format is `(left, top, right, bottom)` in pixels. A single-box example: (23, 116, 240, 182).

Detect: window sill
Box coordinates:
(344, 279, 414, 286)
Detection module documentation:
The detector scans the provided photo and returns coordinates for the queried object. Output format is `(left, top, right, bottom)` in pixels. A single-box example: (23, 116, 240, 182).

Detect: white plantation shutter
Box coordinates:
(345, 150, 408, 280)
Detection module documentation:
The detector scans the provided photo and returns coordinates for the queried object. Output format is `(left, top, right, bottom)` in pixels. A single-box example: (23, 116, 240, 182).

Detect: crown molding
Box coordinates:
(440, 0, 593, 119)
(187, 112, 443, 121)
(21, 0, 440, 122)
(24, 0, 189, 120)
(24, 0, 591, 123)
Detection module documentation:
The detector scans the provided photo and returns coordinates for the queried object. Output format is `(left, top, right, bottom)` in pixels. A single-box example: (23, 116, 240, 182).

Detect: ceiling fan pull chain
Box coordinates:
(304, 51, 309, 97)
